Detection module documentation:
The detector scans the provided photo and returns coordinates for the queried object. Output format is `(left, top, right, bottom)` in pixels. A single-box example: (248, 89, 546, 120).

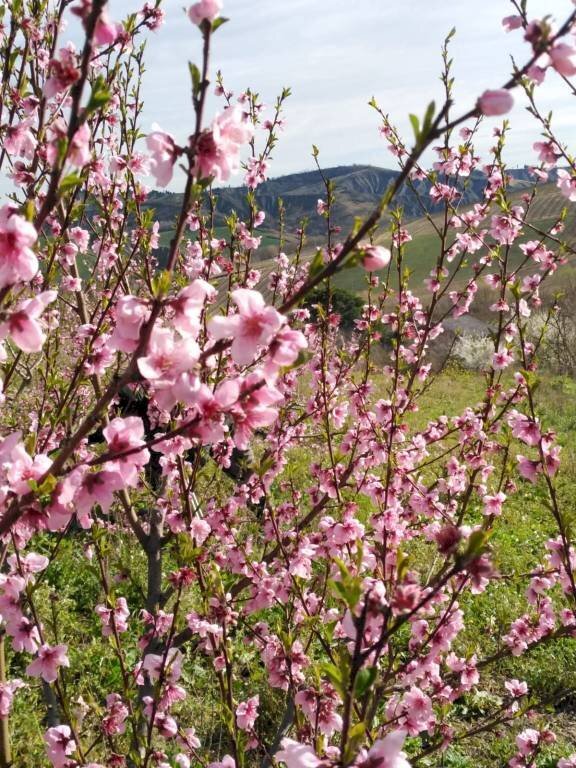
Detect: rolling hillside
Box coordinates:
(147, 164, 543, 260)
(234, 179, 575, 307)
(146, 165, 573, 306)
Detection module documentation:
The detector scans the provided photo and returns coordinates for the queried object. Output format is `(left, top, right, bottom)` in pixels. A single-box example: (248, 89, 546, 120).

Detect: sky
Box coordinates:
(122, 0, 576, 189)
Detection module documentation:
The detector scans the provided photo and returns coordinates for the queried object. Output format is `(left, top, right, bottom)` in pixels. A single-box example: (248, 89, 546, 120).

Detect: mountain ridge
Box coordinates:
(147, 163, 554, 257)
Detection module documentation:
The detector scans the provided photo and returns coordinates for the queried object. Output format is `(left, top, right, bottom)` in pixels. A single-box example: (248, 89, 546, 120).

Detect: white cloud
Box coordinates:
(132, 0, 575, 185)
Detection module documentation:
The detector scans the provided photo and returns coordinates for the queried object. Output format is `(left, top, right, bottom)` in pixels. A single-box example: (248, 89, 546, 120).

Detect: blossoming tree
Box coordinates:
(0, 1, 576, 766)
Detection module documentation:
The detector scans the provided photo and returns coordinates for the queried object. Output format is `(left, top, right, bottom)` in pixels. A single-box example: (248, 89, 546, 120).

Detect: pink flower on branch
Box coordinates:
(0, 679, 23, 718)
(43, 46, 79, 98)
(207, 289, 285, 366)
(195, 106, 254, 182)
(276, 738, 321, 768)
(44, 725, 76, 768)
(137, 326, 200, 385)
(188, 0, 223, 26)
(0, 207, 38, 289)
(360, 244, 391, 272)
(236, 694, 259, 730)
(0, 291, 58, 353)
(27, 644, 70, 683)
(109, 295, 149, 353)
(478, 89, 513, 116)
(146, 127, 178, 188)
(549, 43, 576, 76)
(102, 417, 150, 486)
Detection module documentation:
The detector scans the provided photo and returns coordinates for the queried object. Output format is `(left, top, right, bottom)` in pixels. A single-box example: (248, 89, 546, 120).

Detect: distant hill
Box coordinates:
(146, 164, 547, 259)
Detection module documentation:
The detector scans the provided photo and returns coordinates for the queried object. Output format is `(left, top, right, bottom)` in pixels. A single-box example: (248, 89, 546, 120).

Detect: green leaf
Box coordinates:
(59, 174, 83, 192)
(422, 100, 436, 135)
(37, 474, 58, 495)
(308, 248, 325, 280)
(409, 113, 420, 143)
(320, 658, 348, 698)
(343, 722, 366, 764)
(462, 529, 489, 561)
(86, 75, 111, 115)
(151, 269, 172, 298)
(211, 16, 229, 31)
(354, 666, 377, 698)
(189, 62, 202, 98)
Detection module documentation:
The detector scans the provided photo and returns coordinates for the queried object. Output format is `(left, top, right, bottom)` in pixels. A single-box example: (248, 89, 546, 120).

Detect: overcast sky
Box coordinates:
(96, 1, 576, 185)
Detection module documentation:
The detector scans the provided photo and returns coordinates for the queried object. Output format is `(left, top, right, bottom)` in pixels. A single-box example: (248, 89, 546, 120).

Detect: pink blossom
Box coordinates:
(516, 728, 539, 756)
(264, 327, 307, 378)
(137, 326, 200, 384)
(361, 730, 411, 768)
(492, 348, 514, 370)
(534, 140, 560, 166)
(527, 64, 546, 85)
(27, 644, 70, 683)
(102, 693, 129, 736)
(188, 0, 222, 25)
(0, 679, 23, 718)
(44, 46, 79, 98)
(195, 106, 254, 182)
(0, 290, 57, 353)
(146, 128, 177, 187)
(517, 455, 540, 483)
(401, 686, 434, 733)
(9, 617, 41, 654)
(0, 207, 38, 289)
(6, 443, 51, 495)
(7, 552, 48, 579)
(508, 411, 541, 446)
(102, 416, 150, 485)
(276, 738, 321, 768)
(502, 15, 522, 31)
(490, 213, 522, 245)
(45, 725, 76, 768)
(109, 295, 149, 352)
(94, 8, 121, 46)
(68, 123, 91, 167)
(549, 43, 576, 77)
(207, 289, 284, 366)
(478, 89, 513, 116)
(557, 169, 576, 202)
(171, 279, 216, 336)
(236, 694, 259, 730)
(208, 757, 235, 768)
(95, 597, 130, 636)
(361, 244, 391, 271)
(482, 491, 506, 516)
(505, 679, 528, 698)
(4, 120, 37, 159)
(75, 470, 124, 520)
(245, 157, 268, 189)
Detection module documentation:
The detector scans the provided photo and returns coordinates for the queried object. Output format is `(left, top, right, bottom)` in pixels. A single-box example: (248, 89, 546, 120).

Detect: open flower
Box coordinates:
(27, 644, 70, 683)
(146, 127, 177, 187)
(195, 106, 254, 182)
(0, 207, 38, 289)
(207, 289, 284, 366)
(0, 291, 57, 353)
